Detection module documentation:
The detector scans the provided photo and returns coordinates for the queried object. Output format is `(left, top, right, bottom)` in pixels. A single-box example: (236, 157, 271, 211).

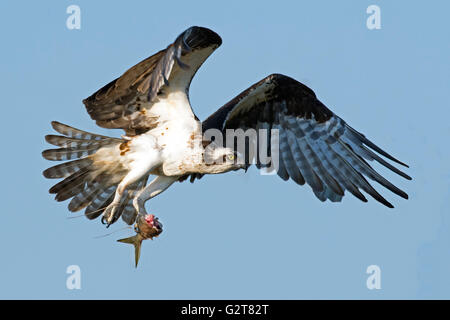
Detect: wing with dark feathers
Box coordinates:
(202, 74, 411, 207)
(83, 26, 222, 135)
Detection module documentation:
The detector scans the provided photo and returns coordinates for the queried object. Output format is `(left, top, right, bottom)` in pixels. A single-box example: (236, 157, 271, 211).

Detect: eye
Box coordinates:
(227, 154, 235, 161)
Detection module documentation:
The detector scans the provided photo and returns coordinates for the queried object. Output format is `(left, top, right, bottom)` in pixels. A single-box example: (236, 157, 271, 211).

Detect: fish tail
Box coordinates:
(117, 235, 143, 267)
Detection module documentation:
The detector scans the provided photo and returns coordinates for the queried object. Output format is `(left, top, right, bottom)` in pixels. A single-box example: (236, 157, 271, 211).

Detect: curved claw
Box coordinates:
(101, 216, 113, 228)
(101, 203, 119, 227)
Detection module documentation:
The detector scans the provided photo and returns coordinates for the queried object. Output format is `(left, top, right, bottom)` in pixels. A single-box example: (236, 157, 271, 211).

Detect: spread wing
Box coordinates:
(202, 74, 411, 207)
(83, 26, 222, 135)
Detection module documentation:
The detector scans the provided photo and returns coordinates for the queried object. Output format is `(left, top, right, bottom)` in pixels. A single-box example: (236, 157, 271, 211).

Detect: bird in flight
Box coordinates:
(43, 26, 411, 241)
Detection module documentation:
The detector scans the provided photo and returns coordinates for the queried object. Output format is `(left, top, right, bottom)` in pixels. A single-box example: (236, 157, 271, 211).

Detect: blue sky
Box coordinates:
(0, 0, 449, 299)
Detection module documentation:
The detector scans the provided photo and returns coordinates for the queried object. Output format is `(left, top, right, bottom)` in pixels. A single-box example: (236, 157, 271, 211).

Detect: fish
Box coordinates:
(117, 214, 163, 267)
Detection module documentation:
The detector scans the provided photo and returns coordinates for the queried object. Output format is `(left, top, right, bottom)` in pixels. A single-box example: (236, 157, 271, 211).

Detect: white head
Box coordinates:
(202, 143, 244, 174)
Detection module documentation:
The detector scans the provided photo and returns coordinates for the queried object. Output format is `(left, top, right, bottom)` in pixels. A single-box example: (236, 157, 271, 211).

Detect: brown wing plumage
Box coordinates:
(82, 50, 165, 133)
(83, 26, 222, 135)
(202, 74, 411, 207)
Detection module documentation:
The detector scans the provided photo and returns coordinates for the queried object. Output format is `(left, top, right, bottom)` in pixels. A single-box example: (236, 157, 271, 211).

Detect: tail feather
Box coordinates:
(42, 146, 107, 161)
(43, 121, 136, 223)
(49, 168, 90, 195)
(51, 121, 115, 141)
(51, 169, 91, 202)
(69, 180, 111, 212)
(85, 186, 116, 220)
(45, 135, 118, 149)
(43, 158, 92, 179)
(58, 184, 85, 203)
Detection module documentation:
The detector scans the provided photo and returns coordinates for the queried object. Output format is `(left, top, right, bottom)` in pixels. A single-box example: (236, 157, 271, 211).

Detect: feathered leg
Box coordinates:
(102, 164, 163, 226)
(102, 171, 151, 226)
(132, 176, 178, 220)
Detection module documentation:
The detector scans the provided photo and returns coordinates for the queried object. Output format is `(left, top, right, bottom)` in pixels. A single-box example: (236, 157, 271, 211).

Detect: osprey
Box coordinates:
(43, 26, 411, 233)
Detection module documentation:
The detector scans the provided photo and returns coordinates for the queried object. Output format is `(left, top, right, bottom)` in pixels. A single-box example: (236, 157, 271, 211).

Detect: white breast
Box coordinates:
(146, 90, 203, 175)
